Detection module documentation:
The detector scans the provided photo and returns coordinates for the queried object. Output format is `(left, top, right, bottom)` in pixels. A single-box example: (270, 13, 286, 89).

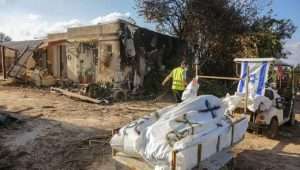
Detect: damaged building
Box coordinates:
(1, 19, 185, 96)
(0, 40, 56, 86)
(46, 19, 185, 94)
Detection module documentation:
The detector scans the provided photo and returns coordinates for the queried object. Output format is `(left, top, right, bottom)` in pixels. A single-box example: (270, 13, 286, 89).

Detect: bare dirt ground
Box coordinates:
(0, 83, 300, 170)
(233, 97, 300, 170)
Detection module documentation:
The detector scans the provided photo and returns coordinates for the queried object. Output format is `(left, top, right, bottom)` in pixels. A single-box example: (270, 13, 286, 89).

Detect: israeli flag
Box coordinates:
(237, 61, 270, 98)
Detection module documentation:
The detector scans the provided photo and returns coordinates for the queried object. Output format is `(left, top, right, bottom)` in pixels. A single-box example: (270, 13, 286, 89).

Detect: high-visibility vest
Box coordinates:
(172, 67, 185, 91)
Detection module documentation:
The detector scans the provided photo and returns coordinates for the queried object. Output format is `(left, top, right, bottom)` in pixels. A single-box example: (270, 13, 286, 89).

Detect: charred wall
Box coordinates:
(119, 22, 186, 94)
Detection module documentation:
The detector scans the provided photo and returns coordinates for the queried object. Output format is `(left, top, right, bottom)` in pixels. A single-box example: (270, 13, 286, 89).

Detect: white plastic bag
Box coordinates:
(248, 96, 272, 112)
(181, 79, 199, 101)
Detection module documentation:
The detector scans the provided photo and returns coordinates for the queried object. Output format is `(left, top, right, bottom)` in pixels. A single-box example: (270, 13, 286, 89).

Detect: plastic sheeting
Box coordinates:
(247, 96, 272, 112)
(111, 95, 248, 170)
(181, 78, 199, 101)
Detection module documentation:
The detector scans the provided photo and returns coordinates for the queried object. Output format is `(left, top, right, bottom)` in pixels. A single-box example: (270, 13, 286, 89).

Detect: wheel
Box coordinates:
(288, 113, 296, 126)
(225, 158, 234, 170)
(247, 129, 254, 133)
(219, 158, 234, 170)
(267, 118, 279, 139)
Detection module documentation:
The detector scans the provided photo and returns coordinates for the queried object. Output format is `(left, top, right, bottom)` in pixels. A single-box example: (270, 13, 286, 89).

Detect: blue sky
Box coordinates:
(0, 0, 299, 64)
(272, 0, 300, 64)
(273, 0, 300, 40)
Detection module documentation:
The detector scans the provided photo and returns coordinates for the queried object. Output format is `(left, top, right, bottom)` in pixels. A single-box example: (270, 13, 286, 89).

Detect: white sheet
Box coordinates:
(111, 95, 249, 170)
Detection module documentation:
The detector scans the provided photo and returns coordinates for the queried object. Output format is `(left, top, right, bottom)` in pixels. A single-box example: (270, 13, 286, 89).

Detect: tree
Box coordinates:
(136, 0, 295, 61)
(136, 0, 188, 39)
(0, 32, 12, 43)
(251, 17, 295, 58)
(136, 0, 296, 95)
(136, 0, 258, 75)
(295, 64, 300, 73)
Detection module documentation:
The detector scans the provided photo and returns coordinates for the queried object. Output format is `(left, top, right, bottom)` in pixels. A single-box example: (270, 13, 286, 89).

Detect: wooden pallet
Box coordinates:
(113, 149, 234, 170)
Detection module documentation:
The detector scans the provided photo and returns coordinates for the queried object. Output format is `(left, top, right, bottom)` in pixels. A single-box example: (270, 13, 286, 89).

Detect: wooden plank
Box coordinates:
(197, 75, 241, 81)
(197, 144, 202, 169)
(0, 46, 2, 73)
(50, 87, 103, 104)
(231, 123, 235, 146)
(216, 136, 221, 152)
(1, 46, 6, 79)
(200, 149, 234, 170)
(0, 44, 18, 52)
(111, 129, 119, 157)
(126, 106, 156, 112)
(14, 50, 17, 65)
(171, 151, 177, 170)
(113, 153, 152, 170)
(7, 46, 29, 78)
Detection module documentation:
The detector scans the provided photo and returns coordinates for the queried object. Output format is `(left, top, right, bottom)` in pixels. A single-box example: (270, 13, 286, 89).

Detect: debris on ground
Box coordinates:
(84, 82, 114, 100)
(0, 86, 300, 170)
(29, 68, 56, 87)
(126, 106, 157, 112)
(0, 113, 20, 127)
(50, 87, 109, 104)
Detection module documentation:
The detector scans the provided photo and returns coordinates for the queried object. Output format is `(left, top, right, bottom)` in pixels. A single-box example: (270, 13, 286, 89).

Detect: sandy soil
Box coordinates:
(233, 97, 300, 170)
(0, 83, 300, 170)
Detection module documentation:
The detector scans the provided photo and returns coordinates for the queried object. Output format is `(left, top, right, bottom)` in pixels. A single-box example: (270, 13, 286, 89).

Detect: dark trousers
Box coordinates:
(172, 90, 183, 103)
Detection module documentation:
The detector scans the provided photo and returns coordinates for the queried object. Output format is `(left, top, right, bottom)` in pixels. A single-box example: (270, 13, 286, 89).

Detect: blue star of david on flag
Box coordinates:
(237, 61, 270, 97)
(249, 74, 257, 83)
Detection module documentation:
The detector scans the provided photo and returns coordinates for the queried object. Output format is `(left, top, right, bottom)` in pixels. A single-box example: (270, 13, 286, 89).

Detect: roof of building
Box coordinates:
(48, 19, 178, 40)
(0, 40, 44, 52)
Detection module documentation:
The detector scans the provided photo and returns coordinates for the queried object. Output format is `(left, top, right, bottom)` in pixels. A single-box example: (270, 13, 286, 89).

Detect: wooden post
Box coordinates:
(197, 75, 241, 81)
(1, 46, 6, 79)
(244, 66, 250, 113)
(197, 144, 202, 170)
(111, 128, 120, 157)
(196, 64, 199, 78)
(112, 129, 117, 157)
(230, 124, 235, 146)
(14, 50, 18, 65)
(291, 68, 296, 125)
(0, 46, 2, 73)
(171, 151, 177, 170)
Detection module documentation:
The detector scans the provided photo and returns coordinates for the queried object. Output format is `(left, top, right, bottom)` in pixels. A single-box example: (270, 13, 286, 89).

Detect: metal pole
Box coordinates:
(195, 56, 199, 78)
(244, 66, 250, 113)
(291, 67, 296, 125)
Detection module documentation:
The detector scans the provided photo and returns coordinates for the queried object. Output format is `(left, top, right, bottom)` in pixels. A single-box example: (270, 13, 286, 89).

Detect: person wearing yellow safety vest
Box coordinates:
(162, 60, 188, 103)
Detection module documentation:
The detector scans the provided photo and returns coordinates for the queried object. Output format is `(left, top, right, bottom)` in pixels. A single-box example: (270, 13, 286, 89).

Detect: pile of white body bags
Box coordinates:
(224, 87, 278, 113)
(110, 94, 249, 170)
